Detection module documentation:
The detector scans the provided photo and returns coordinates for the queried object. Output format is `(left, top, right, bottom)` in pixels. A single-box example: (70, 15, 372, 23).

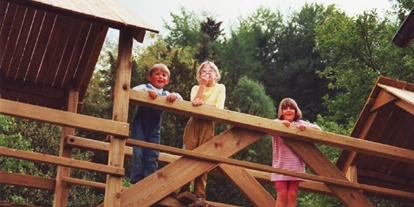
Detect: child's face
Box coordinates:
(199, 65, 217, 86)
(148, 68, 170, 89)
(281, 106, 296, 122)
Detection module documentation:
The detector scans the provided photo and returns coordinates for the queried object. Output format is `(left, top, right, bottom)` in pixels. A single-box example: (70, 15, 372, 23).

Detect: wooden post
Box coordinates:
(104, 28, 133, 207)
(53, 88, 78, 206)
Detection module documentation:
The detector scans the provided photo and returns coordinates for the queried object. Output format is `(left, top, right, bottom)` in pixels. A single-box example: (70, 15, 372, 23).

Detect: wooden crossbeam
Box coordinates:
(0, 171, 55, 190)
(219, 164, 275, 206)
(119, 127, 265, 206)
(130, 91, 414, 165)
(0, 147, 124, 175)
(0, 98, 129, 137)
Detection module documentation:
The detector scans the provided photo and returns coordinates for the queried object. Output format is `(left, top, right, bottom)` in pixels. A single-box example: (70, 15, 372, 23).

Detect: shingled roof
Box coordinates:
(0, 0, 158, 110)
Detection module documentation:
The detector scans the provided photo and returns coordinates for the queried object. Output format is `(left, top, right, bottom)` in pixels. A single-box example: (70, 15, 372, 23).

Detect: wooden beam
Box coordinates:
(67, 135, 414, 200)
(104, 28, 133, 207)
(130, 91, 414, 165)
(120, 127, 265, 206)
(283, 139, 373, 207)
(0, 147, 124, 175)
(54, 88, 78, 207)
(395, 99, 414, 115)
(0, 171, 55, 190)
(370, 90, 398, 112)
(0, 98, 129, 137)
(219, 164, 275, 207)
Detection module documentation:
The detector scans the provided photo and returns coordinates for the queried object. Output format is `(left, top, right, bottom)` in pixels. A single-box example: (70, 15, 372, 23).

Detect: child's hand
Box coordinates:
(281, 120, 290, 127)
(167, 93, 178, 102)
(199, 74, 210, 86)
(297, 125, 306, 131)
(192, 98, 204, 106)
(148, 90, 158, 99)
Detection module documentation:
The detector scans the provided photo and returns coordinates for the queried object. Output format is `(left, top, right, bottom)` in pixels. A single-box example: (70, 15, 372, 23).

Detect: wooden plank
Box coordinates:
(130, 91, 414, 165)
(153, 196, 188, 207)
(120, 127, 265, 206)
(0, 2, 9, 57)
(219, 164, 275, 207)
(75, 25, 108, 101)
(378, 83, 414, 105)
(340, 110, 378, 173)
(45, 20, 85, 86)
(283, 139, 373, 207)
(370, 90, 398, 112)
(0, 171, 55, 190)
(0, 87, 64, 109)
(67, 135, 414, 200)
(7, 7, 35, 78)
(395, 99, 414, 115)
(0, 99, 129, 137)
(0, 76, 65, 99)
(54, 22, 92, 87)
(1, 4, 25, 79)
(37, 17, 77, 85)
(53, 88, 78, 207)
(34, 14, 66, 84)
(24, 12, 56, 82)
(0, 147, 124, 175)
(103, 28, 133, 207)
(13, 9, 45, 80)
(355, 107, 392, 169)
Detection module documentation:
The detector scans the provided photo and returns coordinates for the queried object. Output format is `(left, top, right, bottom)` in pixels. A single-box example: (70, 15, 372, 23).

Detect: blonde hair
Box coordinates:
(196, 61, 221, 82)
(149, 63, 170, 77)
(277, 98, 302, 121)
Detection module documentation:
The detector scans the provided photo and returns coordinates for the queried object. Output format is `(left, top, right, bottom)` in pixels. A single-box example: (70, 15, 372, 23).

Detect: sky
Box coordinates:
(119, 0, 394, 36)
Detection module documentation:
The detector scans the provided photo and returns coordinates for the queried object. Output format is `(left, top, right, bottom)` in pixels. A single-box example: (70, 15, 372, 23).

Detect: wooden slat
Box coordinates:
(24, 12, 56, 82)
(54, 22, 92, 87)
(34, 14, 67, 84)
(219, 164, 275, 207)
(75, 25, 108, 102)
(354, 107, 393, 169)
(50, 21, 88, 87)
(13, 9, 45, 80)
(8, 7, 35, 78)
(120, 127, 265, 206)
(1, 4, 25, 78)
(37, 17, 77, 85)
(0, 171, 55, 190)
(0, 98, 129, 137)
(0, 147, 124, 175)
(130, 91, 414, 165)
(0, 2, 8, 57)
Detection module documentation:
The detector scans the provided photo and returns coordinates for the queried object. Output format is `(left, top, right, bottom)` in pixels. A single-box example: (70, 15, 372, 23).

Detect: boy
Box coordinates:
(130, 63, 183, 184)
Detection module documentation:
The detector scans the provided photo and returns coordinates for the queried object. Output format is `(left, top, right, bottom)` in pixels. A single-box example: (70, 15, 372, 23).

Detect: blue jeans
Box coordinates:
(130, 107, 163, 184)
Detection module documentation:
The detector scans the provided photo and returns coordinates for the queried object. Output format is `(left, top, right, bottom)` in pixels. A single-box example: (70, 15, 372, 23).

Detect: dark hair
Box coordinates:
(277, 98, 302, 121)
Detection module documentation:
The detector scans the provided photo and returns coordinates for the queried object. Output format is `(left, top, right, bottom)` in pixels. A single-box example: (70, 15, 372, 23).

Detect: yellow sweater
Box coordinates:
(190, 83, 226, 109)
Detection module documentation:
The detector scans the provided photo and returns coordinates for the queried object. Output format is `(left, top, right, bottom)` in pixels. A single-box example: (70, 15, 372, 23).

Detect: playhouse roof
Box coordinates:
(336, 76, 414, 200)
(0, 0, 158, 110)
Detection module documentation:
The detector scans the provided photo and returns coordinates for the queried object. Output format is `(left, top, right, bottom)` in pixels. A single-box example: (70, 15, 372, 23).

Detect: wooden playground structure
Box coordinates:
(1, 0, 414, 206)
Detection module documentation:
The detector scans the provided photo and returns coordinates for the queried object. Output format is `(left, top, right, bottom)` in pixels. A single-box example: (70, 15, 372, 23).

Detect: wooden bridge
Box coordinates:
(1, 0, 414, 206)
